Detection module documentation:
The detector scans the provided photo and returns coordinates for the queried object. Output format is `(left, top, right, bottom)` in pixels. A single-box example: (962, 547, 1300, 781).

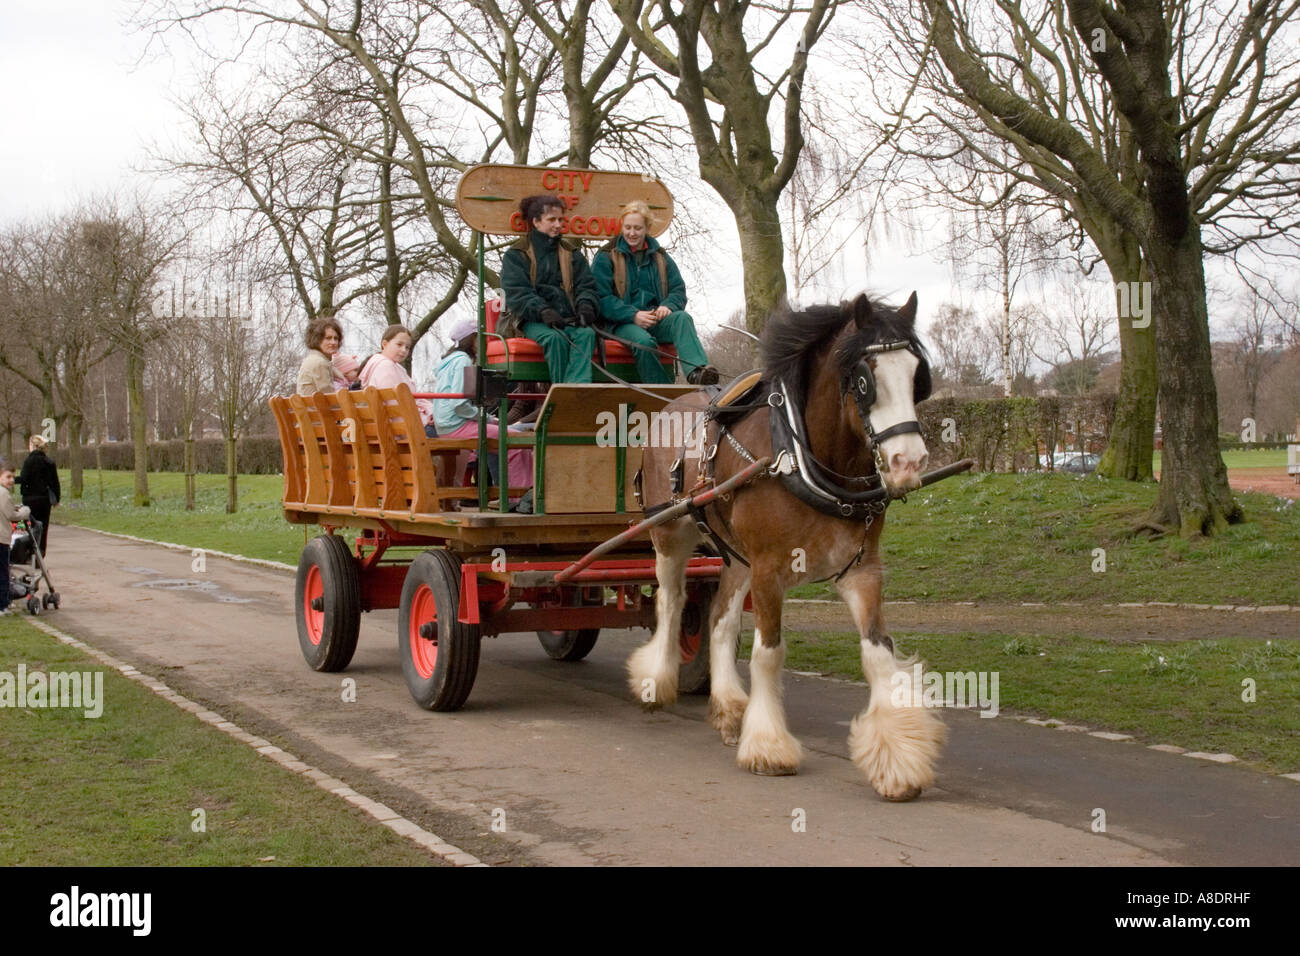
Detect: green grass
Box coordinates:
(1153, 447, 1288, 470)
(0, 615, 437, 865)
(53, 469, 1300, 606)
(792, 472, 1300, 605)
(740, 629, 1300, 774)
(56, 470, 316, 565)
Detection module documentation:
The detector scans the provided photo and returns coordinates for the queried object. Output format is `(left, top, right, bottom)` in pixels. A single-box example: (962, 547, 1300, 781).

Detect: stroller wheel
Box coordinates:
(50, 592, 61, 610)
(42, 593, 53, 608)
(26, 595, 41, 616)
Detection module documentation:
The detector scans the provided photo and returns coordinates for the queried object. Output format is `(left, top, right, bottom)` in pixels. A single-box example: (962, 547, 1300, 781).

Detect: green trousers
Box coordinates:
(606, 311, 710, 384)
(521, 321, 597, 383)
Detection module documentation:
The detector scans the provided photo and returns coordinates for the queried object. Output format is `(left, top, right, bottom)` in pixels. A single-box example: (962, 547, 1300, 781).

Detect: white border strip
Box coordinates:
(23, 616, 487, 867)
(69, 525, 297, 572)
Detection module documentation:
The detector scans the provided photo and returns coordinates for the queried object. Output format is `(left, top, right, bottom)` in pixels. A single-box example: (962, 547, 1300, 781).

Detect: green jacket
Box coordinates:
(591, 235, 687, 324)
(500, 230, 600, 328)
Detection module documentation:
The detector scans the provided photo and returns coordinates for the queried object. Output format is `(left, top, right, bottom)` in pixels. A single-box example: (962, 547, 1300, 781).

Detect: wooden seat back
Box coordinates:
(271, 383, 474, 518)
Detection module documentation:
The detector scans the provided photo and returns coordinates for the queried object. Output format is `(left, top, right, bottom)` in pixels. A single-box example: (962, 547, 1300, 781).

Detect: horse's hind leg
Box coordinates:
(837, 567, 946, 801)
(736, 572, 802, 775)
(707, 563, 750, 746)
(627, 519, 694, 708)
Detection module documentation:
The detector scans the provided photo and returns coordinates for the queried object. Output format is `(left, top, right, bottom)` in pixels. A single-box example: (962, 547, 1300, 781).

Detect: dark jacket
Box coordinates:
(18, 448, 60, 503)
(591, 234, 688, 325)
(500, 230, 600, 328)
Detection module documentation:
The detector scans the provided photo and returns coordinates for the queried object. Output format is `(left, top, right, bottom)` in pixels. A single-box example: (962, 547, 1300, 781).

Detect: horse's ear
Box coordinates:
(899, 291, 918, 323)
(849, 293, 872, 330)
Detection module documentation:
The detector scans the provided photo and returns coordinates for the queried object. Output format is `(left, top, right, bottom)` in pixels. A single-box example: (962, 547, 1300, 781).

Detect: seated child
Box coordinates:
(432, 317, 535, 503)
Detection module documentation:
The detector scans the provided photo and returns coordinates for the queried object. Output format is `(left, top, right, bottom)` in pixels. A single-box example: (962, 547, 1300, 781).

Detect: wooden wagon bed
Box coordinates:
(268, 381, 693, 554)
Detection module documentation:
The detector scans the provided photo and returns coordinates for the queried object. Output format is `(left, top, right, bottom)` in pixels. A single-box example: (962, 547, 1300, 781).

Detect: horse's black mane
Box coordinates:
(760, 296, 925, 405)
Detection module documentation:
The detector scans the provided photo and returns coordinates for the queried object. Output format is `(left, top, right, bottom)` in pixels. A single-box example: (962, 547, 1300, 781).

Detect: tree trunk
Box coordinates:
(67, 413, 84, 499)
(225, 435, 238, 514)
(184, 436, 196, 511)
(1145, 230, 1240, 535)
(1097, 239, 1157, 481)
(736, 191, 789, 334)
(126, 349, 150, 507)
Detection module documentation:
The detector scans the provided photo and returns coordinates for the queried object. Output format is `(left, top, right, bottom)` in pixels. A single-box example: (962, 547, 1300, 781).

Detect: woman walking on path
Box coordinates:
(17, 435, 58, 555)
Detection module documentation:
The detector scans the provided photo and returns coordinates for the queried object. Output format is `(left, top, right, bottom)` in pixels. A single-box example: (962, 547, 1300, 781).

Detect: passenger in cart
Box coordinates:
(432, 316, 535, 505)
(499, 194, 602, 383)
(592, 200, 717, 385)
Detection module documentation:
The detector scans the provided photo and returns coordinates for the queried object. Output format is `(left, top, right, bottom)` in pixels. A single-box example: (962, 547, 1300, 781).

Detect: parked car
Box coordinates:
(1058, 453, 1100, 474)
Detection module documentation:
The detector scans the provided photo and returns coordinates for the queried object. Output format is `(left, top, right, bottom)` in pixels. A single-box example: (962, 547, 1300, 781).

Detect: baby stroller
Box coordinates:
(8, 519, 60, 615)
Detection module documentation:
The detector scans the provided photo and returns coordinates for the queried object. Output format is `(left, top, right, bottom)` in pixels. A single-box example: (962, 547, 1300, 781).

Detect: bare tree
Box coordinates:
(76, 199, 181, 507)
(0, 213, 120, 497)
(1225, 291, 1285, 428)
(610, 0, 840, 331)
(928, 303, 996, 390)
(879, 0, 1300, 535)
(1031, 283, 1117, 396)
(201, 284, 296, 513)
(152, 279, 213, 509)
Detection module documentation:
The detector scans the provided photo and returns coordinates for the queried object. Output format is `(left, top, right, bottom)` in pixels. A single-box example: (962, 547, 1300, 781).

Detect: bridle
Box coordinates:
(844, 339, 931, 477)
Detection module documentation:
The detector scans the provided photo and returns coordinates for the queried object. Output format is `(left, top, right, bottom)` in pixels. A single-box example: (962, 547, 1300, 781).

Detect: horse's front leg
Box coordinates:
(837, 566, 946, 801)
(736, 563, 802, 775)
(626, 520, 694, 708)
(707, 563, 751, 746)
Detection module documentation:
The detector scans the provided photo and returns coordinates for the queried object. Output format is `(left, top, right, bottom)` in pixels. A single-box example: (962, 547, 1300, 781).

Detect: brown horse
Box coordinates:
(630, 293, 946, 801)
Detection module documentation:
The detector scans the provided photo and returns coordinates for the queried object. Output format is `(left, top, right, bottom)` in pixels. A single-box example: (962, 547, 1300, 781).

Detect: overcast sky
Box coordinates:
(0, 0, 1259, 374)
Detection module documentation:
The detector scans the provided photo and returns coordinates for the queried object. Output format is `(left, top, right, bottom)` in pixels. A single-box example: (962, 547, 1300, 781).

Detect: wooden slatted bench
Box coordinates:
(270, 382, 518, 522)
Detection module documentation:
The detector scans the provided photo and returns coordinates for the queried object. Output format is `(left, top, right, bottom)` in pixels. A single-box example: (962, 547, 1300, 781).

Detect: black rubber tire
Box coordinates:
(26, 594, 40, 616)
(294, 535, 362, 672)
(50, 592, 60, 610)
(399, 550, 482, 711)
(536, 587, 603, 661)
(42, 593, 53, 609)
(678, 583, 716, 696)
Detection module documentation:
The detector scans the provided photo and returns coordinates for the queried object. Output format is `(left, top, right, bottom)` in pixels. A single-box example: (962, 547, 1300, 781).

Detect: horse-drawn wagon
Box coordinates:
(271, 164, 727, 712)
(271, 164, 971, 800)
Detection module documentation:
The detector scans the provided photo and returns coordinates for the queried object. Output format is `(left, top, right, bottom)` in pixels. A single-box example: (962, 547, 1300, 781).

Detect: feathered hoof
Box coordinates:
(708, 695, 747, 747)
(737, 732, 802, 777)
(848, 703, 946, 800)
(626, 646, 678, 710)
(879, 785, 922, 803)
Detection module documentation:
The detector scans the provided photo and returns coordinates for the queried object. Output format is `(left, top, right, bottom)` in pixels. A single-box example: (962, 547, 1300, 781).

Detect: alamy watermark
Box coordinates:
(595, 404, 707, 453)
(0, 665, 104, 718)
(50, 886, 151, 936)
(890, 664, 999, 718)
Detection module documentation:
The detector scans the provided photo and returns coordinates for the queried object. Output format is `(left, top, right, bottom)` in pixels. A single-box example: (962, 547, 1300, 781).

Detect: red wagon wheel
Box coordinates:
(677, 582, 716, 696)
(294, 534, 361, 672)
(399, 550, 482, 711)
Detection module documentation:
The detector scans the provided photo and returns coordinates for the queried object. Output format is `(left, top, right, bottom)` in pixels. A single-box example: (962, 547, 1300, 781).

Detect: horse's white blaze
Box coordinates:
(869, 349, 928, 492)
(708, 580, 750, 743)
(626, 539, 690, 707)
(737, 630, 802, 773)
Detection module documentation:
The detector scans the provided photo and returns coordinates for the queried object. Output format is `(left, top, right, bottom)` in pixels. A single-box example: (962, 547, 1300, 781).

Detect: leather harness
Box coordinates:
(636, 340, 930, 581)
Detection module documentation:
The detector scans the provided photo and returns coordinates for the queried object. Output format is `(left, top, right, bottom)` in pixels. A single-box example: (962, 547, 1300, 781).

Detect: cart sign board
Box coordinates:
(455, 164, 674, 238)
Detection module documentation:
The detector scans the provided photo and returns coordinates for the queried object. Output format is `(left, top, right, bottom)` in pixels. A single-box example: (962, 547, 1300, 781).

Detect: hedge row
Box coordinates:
(918, 394, 1116, 473)
(53, 437, 284, 475)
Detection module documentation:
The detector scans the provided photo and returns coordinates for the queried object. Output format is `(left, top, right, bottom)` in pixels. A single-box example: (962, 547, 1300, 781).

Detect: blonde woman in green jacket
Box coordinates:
(591, 201, 717, 385)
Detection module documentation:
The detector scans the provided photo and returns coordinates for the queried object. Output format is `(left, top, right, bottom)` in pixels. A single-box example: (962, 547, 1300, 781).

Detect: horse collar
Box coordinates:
(768, 379, 890, 520)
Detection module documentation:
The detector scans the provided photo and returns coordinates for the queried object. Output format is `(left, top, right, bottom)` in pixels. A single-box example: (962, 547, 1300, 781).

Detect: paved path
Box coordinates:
(32, 526, 1300, 865)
